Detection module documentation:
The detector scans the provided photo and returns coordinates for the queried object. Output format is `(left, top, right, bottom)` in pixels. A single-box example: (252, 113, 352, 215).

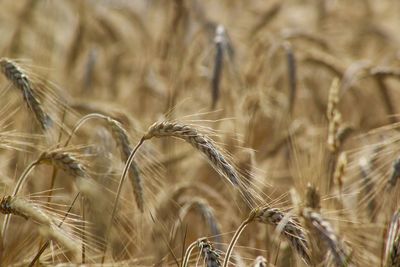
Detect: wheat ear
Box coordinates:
(143, 121, 240, 186)
(0, 58, 52, 130)
(182, 237, 221, 267)
(302, 208, 351, 266)
(103, 121, 243, 262)
(254, 207, 311, 264)
(105, 117, 144, 212)
(0, 196, 78, 257)
(65, 113, 144, 211)
(198, 238, 221, 267)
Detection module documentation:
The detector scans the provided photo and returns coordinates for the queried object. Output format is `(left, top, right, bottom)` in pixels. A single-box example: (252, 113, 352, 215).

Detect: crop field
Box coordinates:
(0, 0, 400, 266)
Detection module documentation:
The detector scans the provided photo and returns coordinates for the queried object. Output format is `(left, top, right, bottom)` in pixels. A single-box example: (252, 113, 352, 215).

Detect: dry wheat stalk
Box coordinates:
(302, 208, 351, 267)
(0, 196, 78, 257)
(64, 112, 144, 211)
(0, 58, 52, 130)
(385, 209, 400, 267)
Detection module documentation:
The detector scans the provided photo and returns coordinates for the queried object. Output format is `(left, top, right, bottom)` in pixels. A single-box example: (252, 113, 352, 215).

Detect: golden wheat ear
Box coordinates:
(0, 58, 52, 131)
(0, 195, 79, 259)
(302, 208, 352, 267)
(143, 121, 241, 187)
(224, 207, 311, 267)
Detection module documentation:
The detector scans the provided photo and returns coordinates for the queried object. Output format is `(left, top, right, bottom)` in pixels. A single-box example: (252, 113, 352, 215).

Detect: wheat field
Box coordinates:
(0, 0, 400, 266)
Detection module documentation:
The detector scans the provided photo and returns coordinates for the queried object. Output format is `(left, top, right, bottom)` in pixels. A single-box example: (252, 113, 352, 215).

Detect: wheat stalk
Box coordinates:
(65, 113, 144, 211)
(384, 209, 400, 266)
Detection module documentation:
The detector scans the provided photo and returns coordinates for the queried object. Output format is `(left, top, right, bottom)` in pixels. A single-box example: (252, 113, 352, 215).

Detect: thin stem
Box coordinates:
(101, 137, 145, 263)
(2, 158, 42, 241)
(64, 113, 107, 147)
(222, 209, 258, 267)
(36, 108, 66, 265)
(182, 239, 200, 267)
(81, 195, 86, 264)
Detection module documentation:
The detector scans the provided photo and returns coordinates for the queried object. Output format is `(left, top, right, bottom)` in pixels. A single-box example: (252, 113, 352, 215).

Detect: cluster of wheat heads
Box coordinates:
(1, 0, 400, 266)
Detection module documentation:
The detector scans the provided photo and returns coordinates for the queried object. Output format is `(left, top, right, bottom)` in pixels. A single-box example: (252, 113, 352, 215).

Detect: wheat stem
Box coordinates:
(101, 137, 145, 263)
(223, 209, 258, 267)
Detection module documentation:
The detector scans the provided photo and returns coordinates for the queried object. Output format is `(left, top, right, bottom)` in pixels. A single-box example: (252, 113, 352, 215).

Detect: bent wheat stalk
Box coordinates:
(103, 121, 244, 263)
(385, 209, 400, 266)
(223, 209, 258, 267)
(65, 113, 144, 211)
